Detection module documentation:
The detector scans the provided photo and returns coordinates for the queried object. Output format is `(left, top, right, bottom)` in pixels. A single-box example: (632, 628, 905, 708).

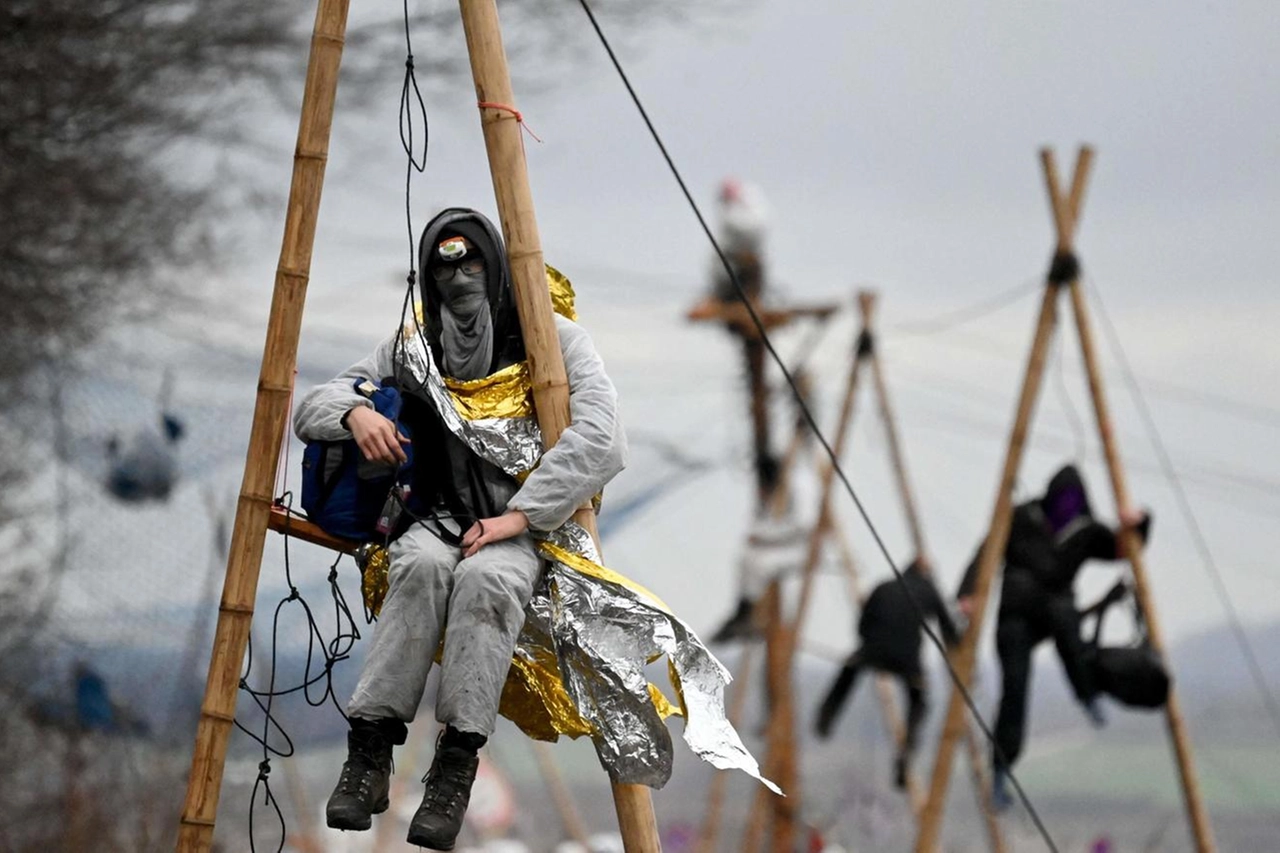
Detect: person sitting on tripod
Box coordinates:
(295, 208, 626, 850)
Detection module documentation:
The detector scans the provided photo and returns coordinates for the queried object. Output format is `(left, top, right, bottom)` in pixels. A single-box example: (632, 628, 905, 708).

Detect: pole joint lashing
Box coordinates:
(1047, 250, 1080, 286)
(856, 328, 875, 359)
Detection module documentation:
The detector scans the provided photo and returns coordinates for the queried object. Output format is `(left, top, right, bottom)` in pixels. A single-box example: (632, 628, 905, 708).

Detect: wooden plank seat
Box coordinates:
(267, 504, 360, 554)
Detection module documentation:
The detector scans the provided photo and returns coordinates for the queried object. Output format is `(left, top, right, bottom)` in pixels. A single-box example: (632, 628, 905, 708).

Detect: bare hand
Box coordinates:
(461, 511, 530, 558)
(957, 595, 975, 618)
(346, 405, 410, 465)
(1119, 507, 1146, 528)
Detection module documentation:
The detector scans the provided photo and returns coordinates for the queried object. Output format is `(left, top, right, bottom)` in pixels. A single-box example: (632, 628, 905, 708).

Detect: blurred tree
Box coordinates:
(0, 0, 740, 394)
(0, 1, 307, 391)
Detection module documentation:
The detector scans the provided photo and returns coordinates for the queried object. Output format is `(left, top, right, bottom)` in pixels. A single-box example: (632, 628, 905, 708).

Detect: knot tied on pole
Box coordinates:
(1047, 251, 1081, 286)
(477, 101, 543, 145)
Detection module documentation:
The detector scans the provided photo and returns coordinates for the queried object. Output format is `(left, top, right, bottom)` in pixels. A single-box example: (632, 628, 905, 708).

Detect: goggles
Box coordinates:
(430, 255, 486, 282)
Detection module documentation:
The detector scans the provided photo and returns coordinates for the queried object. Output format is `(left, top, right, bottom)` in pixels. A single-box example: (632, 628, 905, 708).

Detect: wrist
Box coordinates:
(340, 404, 367, 431)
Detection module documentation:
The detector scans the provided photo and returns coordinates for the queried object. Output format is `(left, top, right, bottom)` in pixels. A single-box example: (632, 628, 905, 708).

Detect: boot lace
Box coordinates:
(420, 753, 473, 813)
(336, 732, 392, 799)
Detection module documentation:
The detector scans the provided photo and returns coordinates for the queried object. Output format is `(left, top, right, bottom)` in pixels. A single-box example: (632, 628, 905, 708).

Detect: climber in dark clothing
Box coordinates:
(956, 464, 1151, 810)
(815, 559, 960, 788)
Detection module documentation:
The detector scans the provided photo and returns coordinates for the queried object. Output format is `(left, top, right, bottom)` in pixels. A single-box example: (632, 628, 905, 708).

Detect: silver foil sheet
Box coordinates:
(397, 327, 776, 792)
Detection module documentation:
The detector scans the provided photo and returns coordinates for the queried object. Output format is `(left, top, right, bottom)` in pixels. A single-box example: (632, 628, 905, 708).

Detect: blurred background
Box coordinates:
(1, 1, 1277, 850)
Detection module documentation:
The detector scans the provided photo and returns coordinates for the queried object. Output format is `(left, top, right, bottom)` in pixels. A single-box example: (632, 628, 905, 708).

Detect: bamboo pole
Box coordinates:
(1066, 283, 1216, 851)
(455, 1, 660, 849)
(176, 2, 350, 849)
(914, 152, 1078, 849)
(913, 275, 1060, 853)
(863, 293, 925, 558)
(743, 296, 870, 852)
(774, 327, 867, 851)
(962, 716, 1005, 853)
(695, 643, 758, 853)
(860, 291, 1006, 851)
(699, 393, 813, 853)
(532, 742, 593, 848)
(763, 580, 799, 853)
(828, 519, 927, 815)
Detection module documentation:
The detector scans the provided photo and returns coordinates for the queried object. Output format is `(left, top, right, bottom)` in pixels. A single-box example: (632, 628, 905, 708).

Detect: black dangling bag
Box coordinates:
(1083, 581, 1170, 710)
(1093, 646, 1170, 709)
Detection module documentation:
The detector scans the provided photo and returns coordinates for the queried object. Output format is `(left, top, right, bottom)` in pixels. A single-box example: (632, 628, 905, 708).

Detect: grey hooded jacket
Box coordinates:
(293, 313, 627, 532)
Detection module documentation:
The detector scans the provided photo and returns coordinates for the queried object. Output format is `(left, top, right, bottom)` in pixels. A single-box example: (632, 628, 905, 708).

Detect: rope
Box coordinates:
(1085, 278, 1280, 741)
(1052, 331, 1088, 463)
(889, 277, 1042, 337)
(572, 2, 1059, 848)
(477, 100, 544, 150)
(239, 493, 364, 852)
(399, 0, 429, 282)
(273, 368, 299, 499)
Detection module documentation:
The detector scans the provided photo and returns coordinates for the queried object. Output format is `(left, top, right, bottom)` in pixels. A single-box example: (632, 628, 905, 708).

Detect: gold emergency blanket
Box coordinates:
(366, 266, 776, 790)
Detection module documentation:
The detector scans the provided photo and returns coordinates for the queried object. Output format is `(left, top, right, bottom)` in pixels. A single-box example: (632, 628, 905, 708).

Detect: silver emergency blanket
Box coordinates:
(394, 327, 544, 477)
(398, 328, 777, 791)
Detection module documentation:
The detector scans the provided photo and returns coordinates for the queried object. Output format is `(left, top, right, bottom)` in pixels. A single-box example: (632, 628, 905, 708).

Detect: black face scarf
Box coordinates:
(437, 265, 492, 380)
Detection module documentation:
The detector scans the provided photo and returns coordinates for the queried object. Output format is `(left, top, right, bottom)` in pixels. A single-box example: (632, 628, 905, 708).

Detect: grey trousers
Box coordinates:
(348, 522, 542, 736)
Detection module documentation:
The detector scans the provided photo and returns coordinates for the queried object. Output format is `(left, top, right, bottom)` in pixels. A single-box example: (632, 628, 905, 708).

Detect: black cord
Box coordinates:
(1085, 278, 1280, 742)
(240, 494, 363, 852)
(248, 759, 286, 853)
(573, 2, 1059, 847)
(889, 277, 1042, 337)
(400, 0, 429, 275)
(1053, 330, 1088, 463)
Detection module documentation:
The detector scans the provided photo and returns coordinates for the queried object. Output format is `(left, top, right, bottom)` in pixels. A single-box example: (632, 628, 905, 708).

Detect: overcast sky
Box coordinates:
(195, 1, 1280, 678)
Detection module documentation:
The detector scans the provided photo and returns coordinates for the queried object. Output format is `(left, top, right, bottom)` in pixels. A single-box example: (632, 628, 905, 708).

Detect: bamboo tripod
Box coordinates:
(738, 292, 1003, 853)
(914, 146, 1216, 853)
(696, 362, 823, 853)
(176, 0, 660, 849)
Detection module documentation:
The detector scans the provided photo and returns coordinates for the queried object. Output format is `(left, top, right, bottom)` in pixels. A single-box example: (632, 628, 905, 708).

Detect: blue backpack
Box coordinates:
(300, 379, 412, 541)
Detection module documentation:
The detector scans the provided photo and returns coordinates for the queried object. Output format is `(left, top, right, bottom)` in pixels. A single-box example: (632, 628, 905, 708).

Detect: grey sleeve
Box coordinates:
(508, 315, 628, 531)
(292, 333, 399, 442)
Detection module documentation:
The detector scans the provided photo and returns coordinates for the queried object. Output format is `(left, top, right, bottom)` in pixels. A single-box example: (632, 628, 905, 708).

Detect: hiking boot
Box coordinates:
(709, 598, 761, 644)
(814, 702, 838, 739)
(326, 717, 403, 831)
(406, 742, 481, 850)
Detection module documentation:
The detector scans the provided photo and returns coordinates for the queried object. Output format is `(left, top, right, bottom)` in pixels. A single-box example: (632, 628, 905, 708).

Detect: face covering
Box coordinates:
(1044, 482, 1087, 534)
(438, 268, 494, 380)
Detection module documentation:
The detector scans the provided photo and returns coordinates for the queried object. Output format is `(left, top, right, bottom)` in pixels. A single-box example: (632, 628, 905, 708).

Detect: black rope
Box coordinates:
(1047, 250, 1080, 286)
(889, 276, 1041, 337)
(573, 2, 1059, 847)
(244, 11, 434, 841)
(400, 0, 429, 279)
(1085, 278, 1280, 742)
(240, 493, 363, 851)
(1052, 330, 1088, 463)
(247, 760, 286, 853)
